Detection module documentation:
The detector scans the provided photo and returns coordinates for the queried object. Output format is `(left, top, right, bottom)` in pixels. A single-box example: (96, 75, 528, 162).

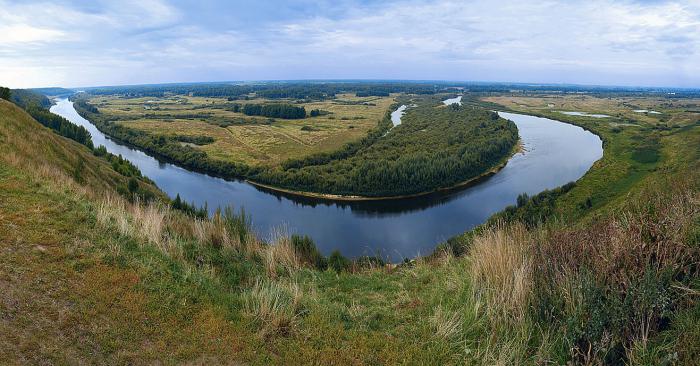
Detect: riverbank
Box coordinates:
(246, 140, 523, 201)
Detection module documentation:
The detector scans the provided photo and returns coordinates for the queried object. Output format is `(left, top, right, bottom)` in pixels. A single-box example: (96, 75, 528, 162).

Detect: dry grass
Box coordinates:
(242, 279, 305, 337)
(90, 94, 396, 167)
(461, 180, 699, 364)
(469, 223, 533, 324)
(263, 229, 302, 278)
(430, 305, 463, 340)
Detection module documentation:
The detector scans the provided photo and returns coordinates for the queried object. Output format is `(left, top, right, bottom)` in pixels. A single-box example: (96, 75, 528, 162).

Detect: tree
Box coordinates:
(128, 177, 139, 193)
(0, 87, 10, 100)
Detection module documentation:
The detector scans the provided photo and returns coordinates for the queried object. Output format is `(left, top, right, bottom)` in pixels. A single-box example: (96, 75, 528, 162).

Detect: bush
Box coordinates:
(328, 250, 350, 272)
(291, 234, 327, 270)
(0, 86, 10, 100)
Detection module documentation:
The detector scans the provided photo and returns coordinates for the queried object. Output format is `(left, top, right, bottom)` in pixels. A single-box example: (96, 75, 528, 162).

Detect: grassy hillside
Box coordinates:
(1, 98, 698, 364)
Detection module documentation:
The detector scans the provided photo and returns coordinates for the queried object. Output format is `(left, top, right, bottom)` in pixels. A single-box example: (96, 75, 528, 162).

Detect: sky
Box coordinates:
(1, 0, 699, 88)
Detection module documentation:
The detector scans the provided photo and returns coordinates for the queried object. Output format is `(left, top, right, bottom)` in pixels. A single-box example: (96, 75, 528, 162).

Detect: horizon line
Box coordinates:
(26, 78, 700, 92)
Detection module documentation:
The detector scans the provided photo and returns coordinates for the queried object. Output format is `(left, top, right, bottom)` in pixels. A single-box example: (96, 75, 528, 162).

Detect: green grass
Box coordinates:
(1, 96, 698, 364)
(479, 94, 698, 222)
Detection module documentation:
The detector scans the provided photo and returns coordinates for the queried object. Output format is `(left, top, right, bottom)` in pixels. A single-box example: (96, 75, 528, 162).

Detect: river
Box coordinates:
(50, 99, 602, 261)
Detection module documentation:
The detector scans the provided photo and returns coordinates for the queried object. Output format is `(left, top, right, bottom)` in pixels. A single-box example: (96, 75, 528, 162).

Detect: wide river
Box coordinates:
(51, 99, 602, 261)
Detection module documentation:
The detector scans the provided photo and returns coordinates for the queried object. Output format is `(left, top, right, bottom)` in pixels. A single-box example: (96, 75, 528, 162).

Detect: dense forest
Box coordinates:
(10, 88, 53, 109)
(254, 98, 519, 196)
(79, 82, 445, 100)
(240, 103, 306, 119)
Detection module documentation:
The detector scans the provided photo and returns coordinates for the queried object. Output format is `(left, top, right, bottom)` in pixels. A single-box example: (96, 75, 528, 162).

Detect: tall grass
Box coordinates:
(469, 223, 533, 324)
(461, 182, 699, 364)
(243, 279, 306, 336)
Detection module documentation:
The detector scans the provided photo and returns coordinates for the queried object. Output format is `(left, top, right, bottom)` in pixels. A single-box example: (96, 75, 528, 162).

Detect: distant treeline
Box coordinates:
(77, 81, 700, 100)
(10, 89, 52, 109)
(79, 82, 445, 100)
(29, 87, 75, 97)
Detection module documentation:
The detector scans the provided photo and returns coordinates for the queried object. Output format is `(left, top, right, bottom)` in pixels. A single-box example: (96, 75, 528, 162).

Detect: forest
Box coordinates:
(79, 81, 446, 100)
(72, 81, 700, 102)
(254, 97, 518, 196)
(240, 103, 306, 119)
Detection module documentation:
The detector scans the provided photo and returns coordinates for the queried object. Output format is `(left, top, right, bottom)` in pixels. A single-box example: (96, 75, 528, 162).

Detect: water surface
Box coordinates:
(51, 99, 602, 261)
(390, 105, 407, 127)
(558, 111, 610, 118)
(442, 96, 463, 106)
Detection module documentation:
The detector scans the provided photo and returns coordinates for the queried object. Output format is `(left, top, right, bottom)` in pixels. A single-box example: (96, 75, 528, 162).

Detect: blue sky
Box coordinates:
(1, 0, 698, 88)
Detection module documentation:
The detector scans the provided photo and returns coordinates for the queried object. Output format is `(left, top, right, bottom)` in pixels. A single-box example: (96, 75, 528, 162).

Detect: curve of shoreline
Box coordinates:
(246, 140, 523, 202)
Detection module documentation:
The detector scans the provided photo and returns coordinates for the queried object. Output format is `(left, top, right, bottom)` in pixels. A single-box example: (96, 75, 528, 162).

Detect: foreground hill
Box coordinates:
(1, 98, 699, 364)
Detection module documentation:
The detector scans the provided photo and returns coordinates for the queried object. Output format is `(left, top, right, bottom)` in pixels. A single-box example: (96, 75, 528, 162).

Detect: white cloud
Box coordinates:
(0, 24, 66, 44)
(0, 0, 698, 88)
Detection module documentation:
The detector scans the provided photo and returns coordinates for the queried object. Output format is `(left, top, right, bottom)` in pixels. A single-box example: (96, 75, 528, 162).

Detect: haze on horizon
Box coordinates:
(1, 0, 699, 89)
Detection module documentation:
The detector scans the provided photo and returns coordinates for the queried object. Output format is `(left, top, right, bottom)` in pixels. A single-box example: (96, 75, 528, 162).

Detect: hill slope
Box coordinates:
(1, 98, 699, 364)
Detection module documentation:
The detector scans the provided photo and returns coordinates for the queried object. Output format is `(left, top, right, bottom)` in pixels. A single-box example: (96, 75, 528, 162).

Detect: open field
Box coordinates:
(87, 94, 395, 166)
(483, 94, 700, 128)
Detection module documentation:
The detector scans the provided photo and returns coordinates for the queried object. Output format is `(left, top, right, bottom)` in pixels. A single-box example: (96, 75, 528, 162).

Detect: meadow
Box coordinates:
(86, 94, 395, 167)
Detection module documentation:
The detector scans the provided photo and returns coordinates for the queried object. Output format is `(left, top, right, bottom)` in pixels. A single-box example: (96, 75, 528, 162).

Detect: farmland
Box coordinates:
(85, 94, 395, 167)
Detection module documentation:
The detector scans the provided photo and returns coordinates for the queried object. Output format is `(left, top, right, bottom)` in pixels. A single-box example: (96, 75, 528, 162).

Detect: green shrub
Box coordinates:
(291, 234, 326, 270)
(328, 250, 350, 272)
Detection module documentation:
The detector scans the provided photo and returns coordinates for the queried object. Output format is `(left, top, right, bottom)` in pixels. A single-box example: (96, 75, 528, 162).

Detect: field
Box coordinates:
(482, 94, 699, 128)
(86, 94, 395, 167)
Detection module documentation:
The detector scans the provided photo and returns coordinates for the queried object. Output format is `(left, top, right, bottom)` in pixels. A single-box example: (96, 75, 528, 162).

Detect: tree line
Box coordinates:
(239, 103, 306, 119)
(77, 82, 447, 101)
(9, 89, 94, 149)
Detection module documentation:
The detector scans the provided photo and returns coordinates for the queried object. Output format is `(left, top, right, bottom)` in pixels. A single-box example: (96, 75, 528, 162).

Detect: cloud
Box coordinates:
(0, 24, 66, 44)
(0, 0, 698, 88)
